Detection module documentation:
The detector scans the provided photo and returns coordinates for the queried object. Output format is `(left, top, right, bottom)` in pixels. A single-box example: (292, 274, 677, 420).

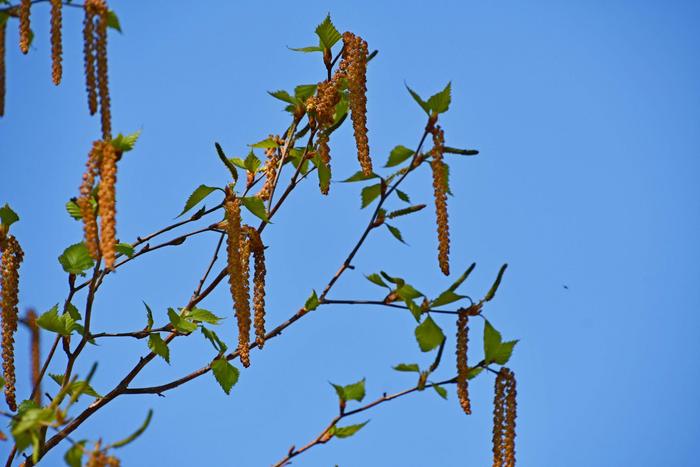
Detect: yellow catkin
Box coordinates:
(246, 228, 266, 349)
(341, 32, 372, 176)
(18, 0, 30, 54)
(430, 126, 450, 275)
(24, 309, 41, 405)
(493, 367, 514, 467)
(98, 141, 117, 269)
(86, 443, 120, 467)
(50, 0, 62, 84)
(83, 1, 97, 115)
(1, 235, 23, 412)
(257, 146, 279, 201)
(0, 19, 6, 117)
(80, 140, 102, 259)
(456, 310, 471, 415)
(225, 194, 251, 367)
(503, 369, 517, 467)
(94, 0, 111, 140)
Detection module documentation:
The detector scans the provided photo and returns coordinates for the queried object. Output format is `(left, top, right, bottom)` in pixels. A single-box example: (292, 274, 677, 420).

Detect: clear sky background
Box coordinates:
(1, 0, 699, 466)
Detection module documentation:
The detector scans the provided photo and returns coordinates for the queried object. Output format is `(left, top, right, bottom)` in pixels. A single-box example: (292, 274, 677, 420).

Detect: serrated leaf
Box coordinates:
(289, 45, 324, 53)
(58, 243, 95, 276)
(415, 316, 445, 352)
(178, 185, 219, 218)
(427, 82, 451, 114)
(48, 374, 101, 398)
(116, 242, 134, 258)
(64, 440, 86, 467)
(268, 90, 295, 104)
(365, 273, 389, 288)
(467, 367, 484, 379)
(405, 83, 431, 115)
(106, 10, 121, 33)
(111, 129, 141, 152)
(65, 302, 81, 321)
(315, 14, 341, 49)
(393, 363, 420, 372)
(250, 138, 279, 149)
(433, 385, 448, 399)
(167, 308, 197, 333)
(65, 200, 82, 220)
(241, 196, 270, 223)
(148, 334, 169, 364)
(201, 326, 227, 354)
(331, 378, 365, 402)
(396, 189, 411, 203)
(361, 184, 382, 208)
(294, 84, 317, 101)
(430, 290, 466, 308)
(485, 264, 508, 301)
(492, 340, 518, 365)
(449, 263, 476, 292)
(342, 171, 378, 183)
(333, 421, 369, 439)
(483, 320, 502, 363)
(211, 358, 239, 395)
(185, 308, 223, 325)
(385, 145, 414, 167)
(305, 290, 319, 311)
(143, 301, 154, 330)
(385, 224, 406, 244)
(37, 305, 75, 337)
(397, 284, 422, 301)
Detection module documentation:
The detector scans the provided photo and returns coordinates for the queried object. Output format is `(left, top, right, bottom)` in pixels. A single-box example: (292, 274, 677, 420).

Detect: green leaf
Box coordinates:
(414, 316, 445, 352)
(148, 334, 170, 363)
(65, 302, 81, 321)
(385, 145, 414, 167)
(467, 367, 484, 380)
(37, 305, 74, 337)
(379, 271, 404, 286)
(492, 340, 518, 365)
(65, 199, 82, 220)
(331, 378, 366, 402)
(433, 385, 448, 399)
(268, 90, 295, 104)
(111, 409, 153, 449)
(143, 302, 154, 330)
(0, 203, 19, 228)
(333, 421, 369, 439)
(58, 242, 95, 276)
(385, 224, 406, 244)
(64, 440, 86, 467)
(342, 170, 379, 183)
(483, 320, 502, 363)
(0, 375, 4, 390)
(294, 84, 317, 101)
(430, 290, 466, 308)
(289, 45, 324, 53)
(116, 242, 134, 258)
(48, 374, 101, 399)
(396, 189, 411, 203)
(201, 326, 227, 354)
(106, 10, 122, 33)
(426, 82, 451, 114)
(250, 137, 279, 149)
(406, 299, 423, 321)
(393, 363, 420, 373)
(211, 358, 239, 395)
(315, 154, 331, 194)
(396, 284, 422, 301)
(167, 308, 197, 333)
(111, 129, 141, 152)
(241, 196, 270, 223)
(485, 264, 508, 301)
(214, 143, 239, 181)
(178, 185, 219, 218)
(304, 290, 319, 311)
(449, 263, 476, 292)
(361, 183, 382, 208)
(315, 14, 341, 49)
(184, 308, 223, 325)
(405, 83, 431, 115)
(365, 273, 389, 288)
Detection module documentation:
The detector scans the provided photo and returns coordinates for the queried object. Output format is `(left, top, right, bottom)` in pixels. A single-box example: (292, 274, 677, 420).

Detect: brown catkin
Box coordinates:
(456, 310, 471, 415)
(94, 0, 111, 139)
(86, 442, 120, 467)
(24, 309, 41, 405)
(80, 140, 102, 259)
(18, 0, 30, 54)
(225, 194, 251, 367)
(50, 0, 63, 84)
(341, 32, 372, 176)
(0, 19, 6, 117)
(317, 131, 331, 195)
(83, 1, 97, 114)
(1, 235, 23, 411)
(503, 369, 517, 466)
(257, 146, 279, 201)
(430, 126, 450, 275)
(493, 367, 518, 467)
(247, 228, 266, 349)
(98, 141, 117, 269)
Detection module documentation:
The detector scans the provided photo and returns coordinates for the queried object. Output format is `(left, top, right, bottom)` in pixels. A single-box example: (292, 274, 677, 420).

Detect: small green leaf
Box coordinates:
(405, 83, 431, 115)
(427, 82, 451, 114)
(64, 440, 86, 467)
(485, 264, 508, 301)
(58, 243, 95, 276)
(294, 84, 318, 101)
(333, 421, 369, 439)
(116, 242, 134, 258)
(365, 273, 389, 288)
(178, 185, 219, 218)
(184, 308, 223, 325)
(415, 316, 445, 352)
(396, 189, 411, 203)
(0, 204, 19, 229)
(430, 290, 466, 308)
(201, 326, 227, 354)
(483, 320, 502, 363)
(449, 263, 476, 292)
(385, 224, 406, 244)
(65, 199, 82, 220)
(211, 358, 239, 395)
(379, 271, 404, 286)
(342, 170, 379, 183)
(48, 374, 101, 398)
(37, 305, 74, 337)
(396, 284, 422, 301)
(106, 10, 122, 33)
(315, 14, 341, 49)
(289, 45, 324, 53)
(111, 410, 153, 449)
(250, 137, 279, 149)
(385, 145, 414, 167)
(331, 378, 365, 402)
(65, 302, 81, 321)
(111, 129, 141, 152)
(143, 302, 154, 330)
(361, 183, 382, 208)
(492, 340, 518, 365)
(268, 90, 295, 104)
(148, 334, 170, 363)
(406, 299, 423, 321)
(467, 367, 484, 380)
(305, 290, 319, 311)
(315, 154, 331, 194)
(433, 385, 448, 399)
(393, 363, 420, 373)
(167, 308, 197, 333)
(244, 151, 262, 174)
(241, 196, 270, 223)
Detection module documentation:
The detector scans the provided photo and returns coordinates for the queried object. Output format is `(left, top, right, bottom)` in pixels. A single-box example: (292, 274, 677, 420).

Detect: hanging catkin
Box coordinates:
(317, 131, 331, 195)
(25, 309, 41, 405)
(493, 367, 517, 467)
(247, 228, 266, 348)
(94, 0, 111, 140)
(1, 235, 23, 412)
(456, 310, 471, 414)
(79, 141, 102, 259)
(503, 369, 517, 467)
(98, 141, 117, 269)
(257, 146, 279, 201)
(0, 19, 6, 117)
(18, 0, 30, 54)
(225, 193, 251, 367)
(340, 32, 372, 176)
(83, 1, 98, 115)
(50, 0, 63, 84)
(430, 126, 450, 275)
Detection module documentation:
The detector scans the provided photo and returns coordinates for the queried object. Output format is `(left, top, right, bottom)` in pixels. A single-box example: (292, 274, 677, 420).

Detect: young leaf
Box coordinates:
(492, 340, 518, 365)
(414, 316, 445, 352)
(201, 326, 227, 354)
(426, 82, 451, 114)
(143, 302, 154, 330)
(430, 290, 466, 308)
(385, 145, 414, 167)
(405, 83, 431, 115)
(214, 142, 239, 181)
(268, 90, 295, 104)
(241, 196, 270, 223)
(111, 410, 153, 449)
(305, 290, 319, 311)
(361, 184, 382, 208)
(64, 440, 86, 467)
(433, 385, 448, 399)
(315, 14, 341, 49)
(65, 199, 82, 220)
(37, 305, 74, 337)
(385, 224, 406, 244)
(167, 308, 197, 333)
(393, 363, 420, 373)
(48, 374, 101, 398)
(116, 242, 134, 258)
(289, 45, 324, 53)
(106, 10, 122, 33)
(211, 358, 239, 395)
(342, 170, 378, 183)
(178, 185, 219, 218)
(58, 242, 94, 276)
(111, 129, 141, 152)
(250, 137, 279, 149)
(483, 320, 502, 363)
(448, 263, 476, 292)
(396, 189, 411, 203)
(294, 84, 317, 101)
(148, 334, 170, 363)
(333, 421, 369, 439)
(485, 263, 508, 301)
(396, 284, 423, 301)
(184, 308, 223, 325)
(365, 273, 389, 288)
(331, 378, 366, 402)
(467, 367, 484, 380)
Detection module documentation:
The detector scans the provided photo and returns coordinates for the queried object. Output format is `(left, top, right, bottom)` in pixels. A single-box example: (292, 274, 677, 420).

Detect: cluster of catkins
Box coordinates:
(493, 367, 517, 467)
(429, 124, 450, 275)
(0, 232, 23, 412)
(79, 140, 118, 269)
(224, 190, 267, 368)
(86, 442, 120, 467)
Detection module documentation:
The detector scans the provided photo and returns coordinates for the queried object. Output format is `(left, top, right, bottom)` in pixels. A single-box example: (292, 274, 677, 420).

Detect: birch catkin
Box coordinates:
(83, 1, 98, 115)
(456, 310, 471, 415)
(493, 367, 517, 467)
(257, 146, 279, 201)
(247, 228, 266, 349)
(19, 0, 30, 54)
(94, 0, 111, 140)
(504, 369, 517, 467)
(1, 235, 23, 411)
(99, 141, 117, 269)
(50, 0, 63, 84)
(225, 194, 251, 367)
(80, 140, 102, 259)
(430, 126, 450, 275)
(0, 20, 6, 117)
(341, 32, 372, 176)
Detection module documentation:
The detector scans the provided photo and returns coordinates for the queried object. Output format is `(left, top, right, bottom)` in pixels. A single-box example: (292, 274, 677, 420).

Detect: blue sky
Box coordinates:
(1, 0, 699, 465)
